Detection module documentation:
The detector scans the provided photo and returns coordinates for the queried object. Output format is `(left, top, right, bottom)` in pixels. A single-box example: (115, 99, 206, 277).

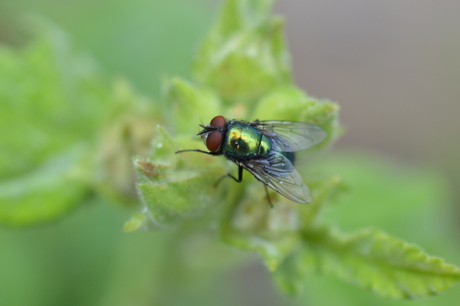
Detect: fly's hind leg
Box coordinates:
(264, 185, 274, 208)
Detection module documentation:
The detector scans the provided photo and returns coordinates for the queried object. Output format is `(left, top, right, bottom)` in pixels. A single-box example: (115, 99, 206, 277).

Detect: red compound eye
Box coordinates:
(210, 115, 226, 127)
(205, 116, 225, 152)
(206, 132, 223, 152)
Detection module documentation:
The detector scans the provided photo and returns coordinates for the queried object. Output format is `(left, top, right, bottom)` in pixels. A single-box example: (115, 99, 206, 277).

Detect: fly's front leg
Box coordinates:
(175, 149, 220, 155)
(214, 165, 243, 187)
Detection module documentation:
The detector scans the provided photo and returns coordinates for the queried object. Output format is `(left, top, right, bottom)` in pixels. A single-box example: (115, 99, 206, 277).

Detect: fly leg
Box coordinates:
(215, 166, 274, 208)
(214, 165, 243, 187)
(175, 149, 220, 155)
(264, 185, 274, 208)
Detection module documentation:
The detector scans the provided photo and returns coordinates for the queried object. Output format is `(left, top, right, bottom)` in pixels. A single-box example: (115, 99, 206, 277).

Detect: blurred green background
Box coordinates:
(1, 0, 459, 305)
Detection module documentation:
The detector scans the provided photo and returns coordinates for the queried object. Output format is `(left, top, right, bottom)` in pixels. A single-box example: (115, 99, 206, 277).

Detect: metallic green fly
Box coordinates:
(175, 116, 326, 205)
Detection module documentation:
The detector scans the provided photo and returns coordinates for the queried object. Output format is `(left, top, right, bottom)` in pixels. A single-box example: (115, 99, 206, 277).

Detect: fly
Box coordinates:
(175, 116, 326, 206)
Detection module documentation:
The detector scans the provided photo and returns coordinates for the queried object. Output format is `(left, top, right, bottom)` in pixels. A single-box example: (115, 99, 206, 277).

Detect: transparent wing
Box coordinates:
(240, 152, 311, 203)
(252, 120, 326, 152)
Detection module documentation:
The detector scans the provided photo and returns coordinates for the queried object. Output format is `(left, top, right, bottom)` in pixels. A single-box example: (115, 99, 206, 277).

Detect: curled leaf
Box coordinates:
(273, 225, 460, 299)
(133, 127, 226, 228)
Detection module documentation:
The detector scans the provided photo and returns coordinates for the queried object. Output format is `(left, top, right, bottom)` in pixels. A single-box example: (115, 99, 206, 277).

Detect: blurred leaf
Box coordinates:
(0, 146, 89, 226)
(253, 85, 341, 148)
(307, 152, 453, 243)
(165, 77, 222, 134)
(0, 0, 216, 97)
(0, 22, 109, 225)
(194, 0, 291, 104)
(0, 23, 108, 180)
(0, 20, 158, 225)
(273, 225, 460, 299)
(0, 198, 132, 305)
(299, 174, 346, 226)
(93, 78, 159, 204)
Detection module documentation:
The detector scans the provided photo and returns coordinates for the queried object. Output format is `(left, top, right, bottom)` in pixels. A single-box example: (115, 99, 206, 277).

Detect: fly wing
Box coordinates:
(240, 152, 311, 203)
(253, 120, 326, 152)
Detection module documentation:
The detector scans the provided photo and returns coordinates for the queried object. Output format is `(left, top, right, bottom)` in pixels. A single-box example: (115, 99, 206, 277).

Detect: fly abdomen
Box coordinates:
(281, 151, 295, 165)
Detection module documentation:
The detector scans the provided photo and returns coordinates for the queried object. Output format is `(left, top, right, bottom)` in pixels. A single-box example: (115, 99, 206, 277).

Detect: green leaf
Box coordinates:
(0, 146, 89, 226)
(220, 189, 303, 271)
(219, 174, 345, 271)
(273, 225, 460, 299)
(133, 126, 227, 228)
(194, 0, 291, 104)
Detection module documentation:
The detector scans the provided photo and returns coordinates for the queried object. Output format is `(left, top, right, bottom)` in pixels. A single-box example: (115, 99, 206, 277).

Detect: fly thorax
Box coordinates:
(257, 135, 271, 157)
(224, 123, 271, 158)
